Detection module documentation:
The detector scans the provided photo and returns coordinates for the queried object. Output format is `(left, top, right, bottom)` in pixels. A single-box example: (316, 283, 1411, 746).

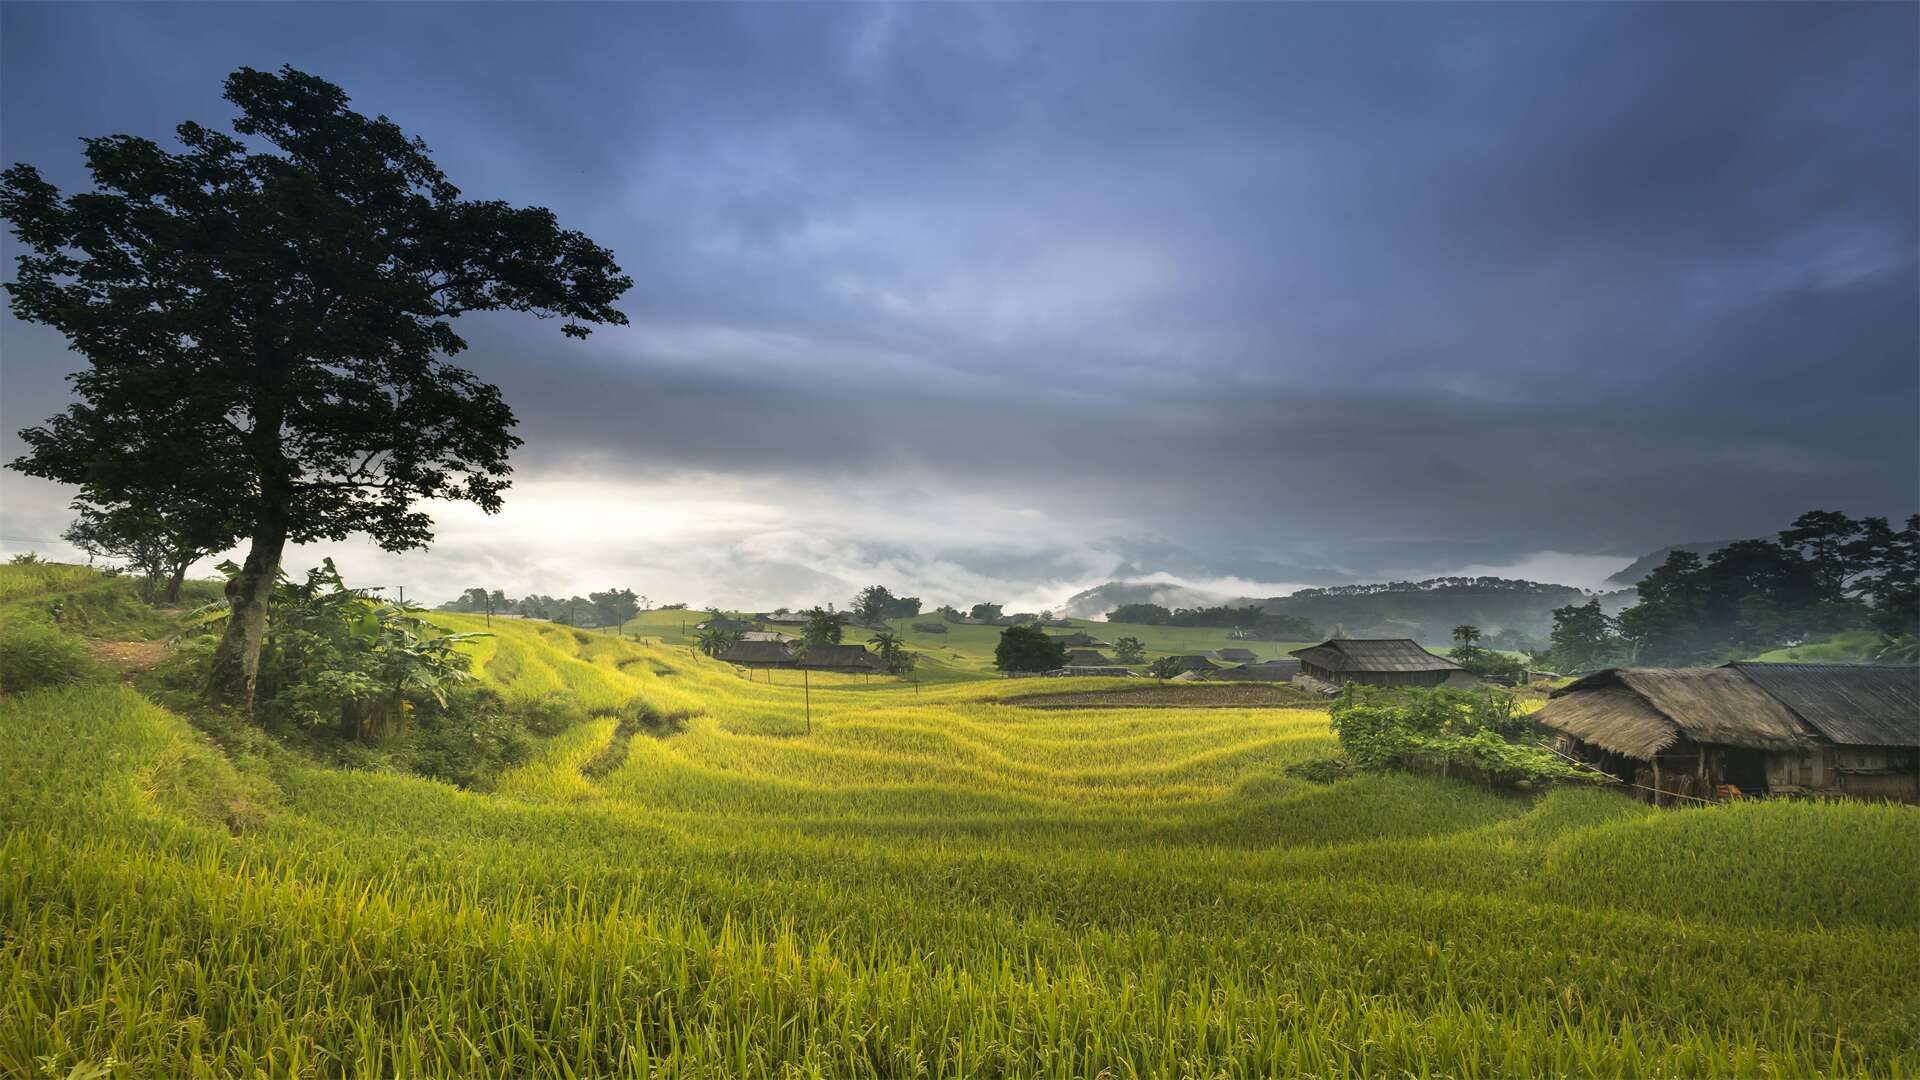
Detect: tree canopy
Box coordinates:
(994, 625, 1067, 674)
(1, 66, 632, 711)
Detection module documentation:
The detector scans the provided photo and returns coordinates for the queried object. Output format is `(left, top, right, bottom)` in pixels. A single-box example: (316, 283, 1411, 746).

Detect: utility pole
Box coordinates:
(397, 585, 405, 606)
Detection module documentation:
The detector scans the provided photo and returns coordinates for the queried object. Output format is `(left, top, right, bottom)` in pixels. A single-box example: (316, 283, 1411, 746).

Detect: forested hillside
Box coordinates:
(1247, 578, 1631, 649)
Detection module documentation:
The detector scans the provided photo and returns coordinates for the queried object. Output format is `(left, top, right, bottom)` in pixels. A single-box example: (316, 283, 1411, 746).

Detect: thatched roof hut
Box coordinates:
(794, 643, 889, 673)
(1066, 648, 1115, 666)
(1535, 664, 1919, 803)
(1049, 632, 1113, 648)
(1289, 638, 1463, 688)
(1537, 667, 1805, 760)
(1211, 647, 1260, 663)
(1164, 654, 1220, 672)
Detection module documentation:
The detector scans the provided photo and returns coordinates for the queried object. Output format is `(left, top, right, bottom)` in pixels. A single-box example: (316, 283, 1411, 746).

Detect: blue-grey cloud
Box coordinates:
(1, 2, 1913, 601)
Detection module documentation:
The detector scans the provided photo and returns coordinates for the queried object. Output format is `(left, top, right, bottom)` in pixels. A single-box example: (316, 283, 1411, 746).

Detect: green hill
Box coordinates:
(3, 563, 1917, 1076)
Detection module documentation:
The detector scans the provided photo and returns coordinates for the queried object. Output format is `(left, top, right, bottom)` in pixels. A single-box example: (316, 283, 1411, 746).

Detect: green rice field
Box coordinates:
(2, 568, 1917, 1077)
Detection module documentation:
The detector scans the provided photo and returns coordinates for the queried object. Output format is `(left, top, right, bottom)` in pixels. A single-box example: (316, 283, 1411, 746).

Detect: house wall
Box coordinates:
(1301, 663, 1452, 689)
(1768, 746, 1919, 803)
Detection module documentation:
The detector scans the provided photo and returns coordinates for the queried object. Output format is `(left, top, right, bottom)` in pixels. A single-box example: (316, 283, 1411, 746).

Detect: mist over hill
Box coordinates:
(1604, 542, 1734, 587)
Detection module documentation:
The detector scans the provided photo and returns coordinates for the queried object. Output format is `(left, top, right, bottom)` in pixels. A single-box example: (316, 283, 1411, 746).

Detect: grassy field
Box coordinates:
(604, 607, 1312, 684)
(3, 566, 1918, 1077)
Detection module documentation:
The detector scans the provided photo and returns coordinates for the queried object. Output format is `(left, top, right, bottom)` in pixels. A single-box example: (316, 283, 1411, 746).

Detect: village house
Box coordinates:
(1211, 647, 1260, 663)
(1289, 638, 1472, 690)
(1065, 648, 1115, 666)
(1163, 655, 1220, 673)
(1195, 658, 1301, 682)
(1049, 632, 1114, 648)
(714, 640, 797, 669)
(793, 643, 890, 674)
(1534, 662, 1919, 803)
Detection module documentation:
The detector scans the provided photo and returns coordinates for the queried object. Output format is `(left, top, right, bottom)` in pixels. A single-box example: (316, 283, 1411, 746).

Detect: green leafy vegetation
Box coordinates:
(1329, 685, 1605, 788)
(993, 623, 1068, 673)
(1, 600, 1916, 1076)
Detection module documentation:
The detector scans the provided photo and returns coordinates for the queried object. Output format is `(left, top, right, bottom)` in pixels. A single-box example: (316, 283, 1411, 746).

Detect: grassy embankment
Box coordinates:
(2, 564, 1917, 1077)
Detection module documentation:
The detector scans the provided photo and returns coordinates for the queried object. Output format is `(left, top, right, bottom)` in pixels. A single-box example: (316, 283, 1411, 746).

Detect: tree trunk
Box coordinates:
(162, 560, 189, 605)
(206, 526, 286, 712)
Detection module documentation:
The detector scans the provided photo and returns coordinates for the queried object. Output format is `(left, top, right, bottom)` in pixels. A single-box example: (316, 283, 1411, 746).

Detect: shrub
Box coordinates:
(0, 621, 96, 693)
(1329, 685, 1606, 788)
(400, 686, 535, 791)
(911, 621, 949, 634)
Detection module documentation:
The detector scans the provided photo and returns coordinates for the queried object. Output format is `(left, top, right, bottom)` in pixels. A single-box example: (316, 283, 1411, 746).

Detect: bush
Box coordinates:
(511, 693, 588, 737)
(400, 686, 534, 791)
(911, 621, 949, 634)
(1329, 685, 1606, 788)
(0, 621, 96, 694)
(1284, 755, 1351, 784)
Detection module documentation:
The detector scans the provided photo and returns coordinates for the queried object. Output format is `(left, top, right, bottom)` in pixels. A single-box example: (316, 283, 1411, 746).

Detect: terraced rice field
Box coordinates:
(3, 596, 1918, 1077)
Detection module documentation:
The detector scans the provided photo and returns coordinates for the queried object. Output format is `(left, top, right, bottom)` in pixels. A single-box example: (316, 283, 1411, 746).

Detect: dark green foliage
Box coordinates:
(994, 624, 1068, 673)
(798, 608, 844, 650)
(1112, 636, 1146, 663)
(1146, 656, 1188, 680)
(1284, 755, 1352, 784)
(968, 603, 1003, 622)
(1614, 511, 1916, 665)
(1548, 599, 1621, 671)
(589, 589, 641, 632)
(1106, 602, 1315, 639)
(64, 503, 232, 604)
(0, 621, 97, 694)
(867, 631, 913, 674)
(851, 586, 922, 624)
(400, 686, 533, 791)
(1329, 686, 1605, 787)
(184, 560, 486, 742)
(0, 66, 631, 711)
(1447, 624, 1528, 683)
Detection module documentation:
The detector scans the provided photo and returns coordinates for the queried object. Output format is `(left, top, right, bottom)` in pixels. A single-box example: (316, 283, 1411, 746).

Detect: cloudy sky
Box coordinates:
(2, 3, 1914, 611)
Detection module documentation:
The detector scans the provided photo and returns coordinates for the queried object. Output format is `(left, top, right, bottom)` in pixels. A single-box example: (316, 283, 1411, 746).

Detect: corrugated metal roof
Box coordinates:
(715, 640, 795, 666)
(1725, 663, 1920, 748)
(1288, 639, 1462, 673)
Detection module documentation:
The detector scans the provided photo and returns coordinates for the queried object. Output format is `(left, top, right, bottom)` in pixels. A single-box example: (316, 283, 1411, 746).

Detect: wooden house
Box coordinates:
(1211, 647, 1260, 663)
(1534, 663, 1918, 803)
(715, 640, 797, 668)
(1201, 659, 1301, 682)
(793, 644, 890, 674)
(1289, 639, 1467, 689)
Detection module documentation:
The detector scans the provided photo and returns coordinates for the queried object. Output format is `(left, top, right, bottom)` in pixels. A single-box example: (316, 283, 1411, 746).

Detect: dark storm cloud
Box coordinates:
(2, 2, 1914, 591)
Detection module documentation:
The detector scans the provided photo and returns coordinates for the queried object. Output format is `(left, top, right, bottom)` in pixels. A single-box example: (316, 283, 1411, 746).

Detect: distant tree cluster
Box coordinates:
(1446, 625, 1527, 684)
(1291, 577, 1578, 597)
(437, 587, 642, 630)
(969, 602, 1004, 622)
(1105, 602, 1315, 638)
(849, 585, 922, 625)
(993, 625, 1067, 674)
(1543, 510, 1918, 669)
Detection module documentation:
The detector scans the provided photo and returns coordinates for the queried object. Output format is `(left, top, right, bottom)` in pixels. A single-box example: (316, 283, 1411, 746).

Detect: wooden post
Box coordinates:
(1652, 761, 1662, 807)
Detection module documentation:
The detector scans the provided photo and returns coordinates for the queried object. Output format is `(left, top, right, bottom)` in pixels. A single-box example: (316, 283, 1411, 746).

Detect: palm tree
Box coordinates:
(694, 627, 740, 658)
(868, 630, 907, 673)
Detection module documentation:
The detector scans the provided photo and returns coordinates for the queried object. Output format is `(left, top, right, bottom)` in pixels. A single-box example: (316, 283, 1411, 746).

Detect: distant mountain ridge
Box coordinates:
(1242, 577, 1627, 649)
(1604, 541, 1734, 587)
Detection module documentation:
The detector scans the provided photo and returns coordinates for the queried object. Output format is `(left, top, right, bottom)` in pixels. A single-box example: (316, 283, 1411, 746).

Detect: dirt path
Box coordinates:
(88, 639, 170, 676)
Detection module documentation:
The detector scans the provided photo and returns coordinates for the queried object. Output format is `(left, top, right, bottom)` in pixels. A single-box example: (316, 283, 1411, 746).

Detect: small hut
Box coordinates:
(794, 644, 889, 674)
(1212, 647, 1260, 663)
(1534, 664, 1919, 803)
(1066, 648, 1115, 666)
(1288, 639, 1465, 689)
(1202, 659, 1301, 682)
(715, 640, 797, 669)
(1163, 654, 1220, 673)
(1049, 632, 1114, 648)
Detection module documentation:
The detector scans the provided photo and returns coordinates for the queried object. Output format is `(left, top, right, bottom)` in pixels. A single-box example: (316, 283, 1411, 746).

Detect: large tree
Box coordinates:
(1, 67, 630, 710)
(994, 624, 1068, 674)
